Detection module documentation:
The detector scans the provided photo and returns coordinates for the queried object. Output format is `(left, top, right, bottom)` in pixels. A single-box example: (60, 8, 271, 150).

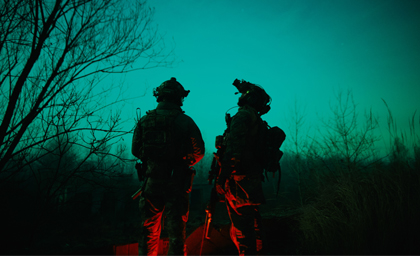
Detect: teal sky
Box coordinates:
(120, 0, 420, 156)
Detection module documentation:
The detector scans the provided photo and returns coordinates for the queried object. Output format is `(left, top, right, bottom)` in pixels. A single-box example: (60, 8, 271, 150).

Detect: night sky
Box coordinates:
(119, 0, 420, 156)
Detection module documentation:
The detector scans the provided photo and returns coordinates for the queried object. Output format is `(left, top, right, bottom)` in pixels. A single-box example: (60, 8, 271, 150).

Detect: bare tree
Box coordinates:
(0, 1, 174, 251)
(286, 99, 310, 206)
(0, 0, 173, 179)
(318, 90, 380, 172)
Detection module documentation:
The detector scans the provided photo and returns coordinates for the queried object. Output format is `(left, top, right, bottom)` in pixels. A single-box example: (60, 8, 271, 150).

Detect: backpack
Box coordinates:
(258, 121, 286, 173)
(140, 109, 181, 162)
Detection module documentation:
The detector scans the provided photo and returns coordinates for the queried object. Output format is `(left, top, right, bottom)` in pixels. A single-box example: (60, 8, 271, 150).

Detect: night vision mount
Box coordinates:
(232, 78, 271, 116)
(233, 79, 254, 95)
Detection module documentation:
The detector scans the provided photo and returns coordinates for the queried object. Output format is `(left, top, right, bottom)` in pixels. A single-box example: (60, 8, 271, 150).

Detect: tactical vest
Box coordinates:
(140, 109, 181, 162)
(222, 107, 264, 168)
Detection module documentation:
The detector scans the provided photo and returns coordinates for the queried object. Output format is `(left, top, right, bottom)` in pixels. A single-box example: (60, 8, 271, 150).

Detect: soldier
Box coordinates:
(132, 77, 205, 255)
(216, 79, 272, 255)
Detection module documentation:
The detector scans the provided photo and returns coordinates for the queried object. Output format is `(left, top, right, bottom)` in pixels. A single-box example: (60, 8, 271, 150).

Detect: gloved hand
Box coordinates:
(183, 154, 195, 166)
(227, 157, 241, 174)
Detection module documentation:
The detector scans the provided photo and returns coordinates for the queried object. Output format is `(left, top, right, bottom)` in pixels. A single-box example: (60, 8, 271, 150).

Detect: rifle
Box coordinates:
(132, 161, 148, 200)
(132, 108, 146, 200)
(199, 112, 232, 255)
(200, 152, 222, 255)
(132, 176, 148, 200)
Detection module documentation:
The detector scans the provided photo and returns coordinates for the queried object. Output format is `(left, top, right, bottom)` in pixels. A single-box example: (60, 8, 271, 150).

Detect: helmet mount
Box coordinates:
(153, 77, 190, 106)
(233, 79, 271, 116)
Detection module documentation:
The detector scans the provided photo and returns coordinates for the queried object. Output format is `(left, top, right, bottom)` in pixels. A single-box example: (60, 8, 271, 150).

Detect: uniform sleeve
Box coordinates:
(187, 118, 205, 166)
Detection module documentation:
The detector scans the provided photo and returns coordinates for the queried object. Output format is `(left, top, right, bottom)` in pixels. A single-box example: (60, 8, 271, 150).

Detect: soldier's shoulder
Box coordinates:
(143, 108, 158, 116)
(138, 114, 147, 124)
(176, 112, 196, 124)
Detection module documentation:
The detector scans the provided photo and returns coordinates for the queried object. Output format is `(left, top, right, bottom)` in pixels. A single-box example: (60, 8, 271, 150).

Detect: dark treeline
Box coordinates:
(280, 147, 420, 254)
(0, 137, 139, 254)
(1, 134, 419, 254)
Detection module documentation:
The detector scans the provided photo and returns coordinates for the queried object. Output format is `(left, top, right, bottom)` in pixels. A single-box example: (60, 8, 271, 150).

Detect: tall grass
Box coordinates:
(287, 92, 420, 254)
(298, 158, 420, 254)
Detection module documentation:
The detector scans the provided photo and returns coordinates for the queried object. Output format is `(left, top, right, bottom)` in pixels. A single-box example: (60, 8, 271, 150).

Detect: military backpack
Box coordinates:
(140, 109, 181, 162)
(257, 121, 286, 173)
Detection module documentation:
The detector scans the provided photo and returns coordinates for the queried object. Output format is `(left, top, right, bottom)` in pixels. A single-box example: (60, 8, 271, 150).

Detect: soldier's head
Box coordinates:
(233, 79, 271, 115)
(153, 77, 190, 106)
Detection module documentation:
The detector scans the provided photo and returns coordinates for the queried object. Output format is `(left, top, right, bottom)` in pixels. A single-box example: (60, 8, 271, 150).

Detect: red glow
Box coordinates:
(113, 238, 168, 255)
(113, 225, 236, 255)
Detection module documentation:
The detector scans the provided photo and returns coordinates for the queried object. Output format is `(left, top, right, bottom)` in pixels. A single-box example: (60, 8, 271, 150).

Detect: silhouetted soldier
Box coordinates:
(132, 77, 205, 255)
(216, 79, 273, 255)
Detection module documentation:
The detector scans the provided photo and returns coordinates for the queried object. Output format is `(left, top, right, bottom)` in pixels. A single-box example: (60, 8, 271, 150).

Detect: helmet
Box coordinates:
(153, 77, 190, 105)
(233, 79, 271, 115)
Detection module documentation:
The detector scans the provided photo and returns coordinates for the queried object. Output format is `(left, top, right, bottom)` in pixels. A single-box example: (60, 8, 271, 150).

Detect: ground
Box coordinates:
(67, 201, 301, 255)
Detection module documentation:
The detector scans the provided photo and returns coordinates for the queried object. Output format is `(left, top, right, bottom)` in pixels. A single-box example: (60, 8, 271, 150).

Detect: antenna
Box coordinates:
(225, 106, 238, 125)
(135, 107, 141, 123)
(225, 106, 238, 116)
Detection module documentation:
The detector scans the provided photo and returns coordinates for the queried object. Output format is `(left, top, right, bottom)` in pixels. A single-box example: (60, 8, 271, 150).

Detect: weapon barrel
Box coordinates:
(131, 188, 143, 200)
(131, 177, 148, 200)
(204, 210, 212, 239)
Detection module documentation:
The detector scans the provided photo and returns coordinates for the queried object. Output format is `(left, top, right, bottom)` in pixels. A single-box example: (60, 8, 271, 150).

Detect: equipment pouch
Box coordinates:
(215, 135, 224, 149)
